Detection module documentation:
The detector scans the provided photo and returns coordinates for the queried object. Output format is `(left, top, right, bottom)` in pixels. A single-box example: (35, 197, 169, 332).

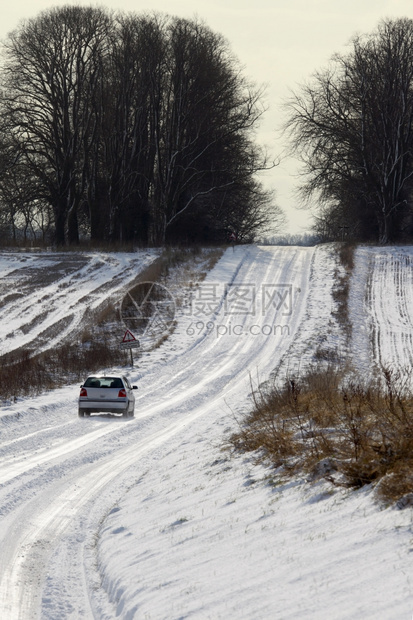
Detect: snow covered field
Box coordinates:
(350, 246, 413, 382)
(0, 250, 158, 356)
(0, 244, 412, 619)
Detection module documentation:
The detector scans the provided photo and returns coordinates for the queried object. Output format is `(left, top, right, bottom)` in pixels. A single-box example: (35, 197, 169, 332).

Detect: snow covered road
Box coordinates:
(0, 245, 314, 618)
(0, 245, 412, 619)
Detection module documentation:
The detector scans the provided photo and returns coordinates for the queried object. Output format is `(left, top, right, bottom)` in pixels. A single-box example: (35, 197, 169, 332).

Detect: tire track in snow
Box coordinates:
(365, 249, 413, 375)
(0, 381, 246, 619)
(0, 247, 296, 485)
(0, 246, 315, 618)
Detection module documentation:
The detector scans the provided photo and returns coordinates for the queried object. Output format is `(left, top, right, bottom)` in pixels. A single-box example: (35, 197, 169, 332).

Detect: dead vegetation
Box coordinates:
(0, 342, 129, 400)
(228, 242, 413, 506)
(229, 366, 413, 506)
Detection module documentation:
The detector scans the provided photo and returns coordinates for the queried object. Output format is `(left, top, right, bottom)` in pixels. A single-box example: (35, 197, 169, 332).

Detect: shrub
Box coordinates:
(229, 366, 413, 505)
(0, 341, 129, 400)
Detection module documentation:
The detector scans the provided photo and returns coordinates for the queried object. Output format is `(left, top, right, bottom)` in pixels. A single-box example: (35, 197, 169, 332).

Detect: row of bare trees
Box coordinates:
(286, 18, 413, 243)
(0, 6, 279, 245)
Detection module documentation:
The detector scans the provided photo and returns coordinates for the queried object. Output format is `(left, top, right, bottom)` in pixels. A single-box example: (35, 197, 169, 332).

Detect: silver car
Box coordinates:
(78, 375, 137, 418)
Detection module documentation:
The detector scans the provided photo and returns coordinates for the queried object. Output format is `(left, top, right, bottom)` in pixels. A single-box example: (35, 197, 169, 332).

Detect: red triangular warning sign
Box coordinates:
(122, 329, 136, 343)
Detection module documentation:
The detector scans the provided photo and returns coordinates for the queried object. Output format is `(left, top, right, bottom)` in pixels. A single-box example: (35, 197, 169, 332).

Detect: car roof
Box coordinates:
(85, 375, 124, 380)
(86, 374, 122, 377)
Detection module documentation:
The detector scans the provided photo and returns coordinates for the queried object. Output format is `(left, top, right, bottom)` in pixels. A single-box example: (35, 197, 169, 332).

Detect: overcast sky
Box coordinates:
(2, 0, 413, 234)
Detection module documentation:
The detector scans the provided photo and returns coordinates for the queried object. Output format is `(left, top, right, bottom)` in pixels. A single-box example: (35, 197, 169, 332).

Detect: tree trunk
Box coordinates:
(54, 204, 66, 246)
(67, 208, 79, 244)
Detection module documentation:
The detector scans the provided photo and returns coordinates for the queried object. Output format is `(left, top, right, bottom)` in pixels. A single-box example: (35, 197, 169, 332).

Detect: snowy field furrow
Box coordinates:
(0, 245, 412, 620)
(350, 245, 413, 380)
(0, 251, 158, 356)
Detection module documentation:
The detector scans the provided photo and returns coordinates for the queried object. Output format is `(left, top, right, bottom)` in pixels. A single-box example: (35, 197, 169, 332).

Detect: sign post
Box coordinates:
(120, 330, 140, 367)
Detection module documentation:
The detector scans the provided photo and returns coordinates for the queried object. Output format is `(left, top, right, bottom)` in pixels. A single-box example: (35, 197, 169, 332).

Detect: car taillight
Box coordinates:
(80, 388, 87, 397)
(118, 388, 127, 398)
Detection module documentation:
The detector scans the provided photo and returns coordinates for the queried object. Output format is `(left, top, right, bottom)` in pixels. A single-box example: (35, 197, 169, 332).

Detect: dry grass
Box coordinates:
(229, 366, 413, 505)
(159, 246, 224, 280)
(0, 340, 129, 400)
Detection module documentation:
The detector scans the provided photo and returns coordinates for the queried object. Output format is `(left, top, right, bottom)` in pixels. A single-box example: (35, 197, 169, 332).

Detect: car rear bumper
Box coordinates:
(79, 399, 129, 413)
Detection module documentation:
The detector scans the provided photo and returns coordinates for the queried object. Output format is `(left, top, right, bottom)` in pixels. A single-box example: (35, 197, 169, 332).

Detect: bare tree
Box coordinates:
(1, 6, 111, 244)
(0, 8, 279, 246)
(285, 18, 413, 243)
(89, 13, 167, 243)
(148, 17, 274, 244)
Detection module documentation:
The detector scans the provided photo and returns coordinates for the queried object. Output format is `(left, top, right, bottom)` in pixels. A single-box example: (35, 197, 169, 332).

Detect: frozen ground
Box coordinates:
(0, 244, 412, 619)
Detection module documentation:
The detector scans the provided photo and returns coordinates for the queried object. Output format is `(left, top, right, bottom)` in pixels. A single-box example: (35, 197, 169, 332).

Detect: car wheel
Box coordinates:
(78, 409, 85, 417)
(129, 408, 135, 418)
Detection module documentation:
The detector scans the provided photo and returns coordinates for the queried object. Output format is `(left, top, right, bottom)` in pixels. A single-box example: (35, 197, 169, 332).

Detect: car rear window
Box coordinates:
(84, 377, 124, 388)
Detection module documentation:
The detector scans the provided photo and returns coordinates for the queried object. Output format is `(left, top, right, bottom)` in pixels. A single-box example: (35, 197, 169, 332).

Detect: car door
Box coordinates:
(123, 376, 135, 407)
